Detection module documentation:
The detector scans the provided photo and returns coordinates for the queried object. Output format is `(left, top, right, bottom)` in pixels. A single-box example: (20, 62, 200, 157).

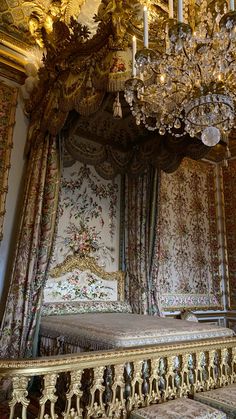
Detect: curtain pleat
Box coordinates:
(124, 168, 162, 315)
(0, 135, 60, 358)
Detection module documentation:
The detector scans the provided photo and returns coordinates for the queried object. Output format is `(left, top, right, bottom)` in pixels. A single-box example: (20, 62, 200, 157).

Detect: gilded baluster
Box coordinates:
(39, 373, 58, 419)
(9, 376, 30, 419)
(232, 347, 236, 383)
(142, 360, 150, 396)
(85, 366, 106, 418)
(127, 360, 145, 411)
(107, 364, 126, 419)
(179, 353, 191, 397)
(194, 352, 205, 392)
(146, 358, 161, 405)
(207, 350, 217, 390)
(219, 348, 230, 386)
(163, 356, 177, 401)
(63, 369, 83, 419)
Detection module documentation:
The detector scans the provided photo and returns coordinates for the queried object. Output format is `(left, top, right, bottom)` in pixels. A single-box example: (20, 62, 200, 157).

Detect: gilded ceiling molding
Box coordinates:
(0, 31, 29, 84)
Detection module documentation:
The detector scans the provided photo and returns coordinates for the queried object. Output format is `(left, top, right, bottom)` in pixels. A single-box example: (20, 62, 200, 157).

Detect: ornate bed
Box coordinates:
(40, 255, 234, 356)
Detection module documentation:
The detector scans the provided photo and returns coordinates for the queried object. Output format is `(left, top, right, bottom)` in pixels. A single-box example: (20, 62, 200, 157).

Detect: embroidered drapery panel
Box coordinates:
(0, 82, 18, 243)
(0, 135, 60, 358)
(157, 159, 222, 312)
(223, 160, 236, 310)
(124, 169, 161, 315)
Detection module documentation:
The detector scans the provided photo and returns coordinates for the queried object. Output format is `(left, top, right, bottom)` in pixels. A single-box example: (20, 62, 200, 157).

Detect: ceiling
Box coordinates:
(0, 0, 234, 167)
(0, 0, 102, 83)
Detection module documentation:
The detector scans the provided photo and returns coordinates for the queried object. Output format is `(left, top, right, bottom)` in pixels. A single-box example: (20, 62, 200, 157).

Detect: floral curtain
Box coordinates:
(0, 82, 18, 243)
(124, 168, 162, 315)
(0, 134, 60, 358)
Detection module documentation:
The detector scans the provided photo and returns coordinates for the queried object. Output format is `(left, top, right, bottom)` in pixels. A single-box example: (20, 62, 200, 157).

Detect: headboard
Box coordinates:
(42, 255, 131, 316)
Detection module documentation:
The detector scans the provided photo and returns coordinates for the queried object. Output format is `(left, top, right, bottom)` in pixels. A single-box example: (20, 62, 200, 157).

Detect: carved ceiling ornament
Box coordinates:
(22, 0, 224, 175)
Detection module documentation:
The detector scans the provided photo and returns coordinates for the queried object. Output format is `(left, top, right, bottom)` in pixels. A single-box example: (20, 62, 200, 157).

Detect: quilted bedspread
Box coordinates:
(40, 313, 234, 351)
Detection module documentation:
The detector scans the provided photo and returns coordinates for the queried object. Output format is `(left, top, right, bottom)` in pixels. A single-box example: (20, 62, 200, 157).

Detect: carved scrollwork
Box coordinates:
(9, 376, 30, 419)
(3, 338, 236, 417)
(39, 373, 58, 418)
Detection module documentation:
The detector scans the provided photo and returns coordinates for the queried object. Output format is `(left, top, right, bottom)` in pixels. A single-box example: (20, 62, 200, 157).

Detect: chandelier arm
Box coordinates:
(183, 46, 191, 61)
(150, 66, 161, 75)
(226, 38, 232, 52)
(210, 20, 217, 38)
(196, 63, 203, 84)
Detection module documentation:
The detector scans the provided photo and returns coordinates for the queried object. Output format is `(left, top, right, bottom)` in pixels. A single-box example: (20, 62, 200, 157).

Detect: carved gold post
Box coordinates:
(207, 350, 217, 390)
(163, 356, 177, 401)
(232, 347, 236, 383)
(107, 364, 126, 418)
(9, 376, 30, 419)
(85, 366, 106, 418)
(63, 369, 83, 418)
(39, 373, 58, 419)
(146, 358, 161, 405)
(127, 361, 145, 411)
(219, 348, 230, 387)
(179, 353, 191, 397)
(194, 351, 205, 392)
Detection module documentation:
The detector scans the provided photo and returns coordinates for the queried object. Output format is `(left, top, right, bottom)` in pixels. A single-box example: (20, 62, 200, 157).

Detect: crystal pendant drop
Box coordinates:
(174, 118, 181, 129)
(201, 126, 221, 146)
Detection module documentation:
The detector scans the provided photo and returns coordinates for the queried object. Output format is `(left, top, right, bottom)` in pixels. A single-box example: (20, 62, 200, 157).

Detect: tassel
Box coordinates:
(113, 92, 123, 119)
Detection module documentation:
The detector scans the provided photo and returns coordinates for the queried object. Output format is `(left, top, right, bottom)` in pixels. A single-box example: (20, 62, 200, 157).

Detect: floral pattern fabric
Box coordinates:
(130, 398, 226, 419)
(41, 300, 132, 316)
(194, 384, 236, 418)
(49, 161, 120, 274)
(124, 169, 161, 315)
(222, 160, 236, 310)
(0, 135, 60, 358)
(44, 269, 118, 302)
(0, 82, 18, 242)
(157, 159, 222, 311)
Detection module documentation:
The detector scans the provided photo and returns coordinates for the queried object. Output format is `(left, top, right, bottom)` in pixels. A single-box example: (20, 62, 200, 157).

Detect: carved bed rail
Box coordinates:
(0, 337, 236, 419)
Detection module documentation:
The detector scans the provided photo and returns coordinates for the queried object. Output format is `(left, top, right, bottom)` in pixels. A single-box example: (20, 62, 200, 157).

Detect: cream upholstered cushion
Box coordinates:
(130, 398, 226, 419)
(40, 313, 234, 351)
(194, 384, 236, 419)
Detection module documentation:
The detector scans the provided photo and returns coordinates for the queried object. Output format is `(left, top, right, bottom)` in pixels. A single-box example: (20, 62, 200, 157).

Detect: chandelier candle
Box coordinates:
(132, 36, 137, 77)
(178, 0, 183, 22)
(169, 0, 174, 19)
(143, 6, 149, 48)
(124, 0, 236, 147)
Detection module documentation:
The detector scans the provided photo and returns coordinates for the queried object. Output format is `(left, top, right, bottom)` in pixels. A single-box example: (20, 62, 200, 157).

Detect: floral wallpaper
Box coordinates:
(44, 161, 120, 303)
(223, 160, 236, 310)
(157, 158, 222, 311)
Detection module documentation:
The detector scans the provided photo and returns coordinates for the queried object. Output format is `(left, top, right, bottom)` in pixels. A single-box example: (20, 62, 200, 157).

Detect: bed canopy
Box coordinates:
(23, 0, 212, 177)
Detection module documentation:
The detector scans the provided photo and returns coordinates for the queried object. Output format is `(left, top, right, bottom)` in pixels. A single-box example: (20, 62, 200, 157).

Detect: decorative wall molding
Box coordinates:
(0, 81, 18, 243)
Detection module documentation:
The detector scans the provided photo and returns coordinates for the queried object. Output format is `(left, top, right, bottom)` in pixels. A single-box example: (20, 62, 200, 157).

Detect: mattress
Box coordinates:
(40, 313, 234, 351)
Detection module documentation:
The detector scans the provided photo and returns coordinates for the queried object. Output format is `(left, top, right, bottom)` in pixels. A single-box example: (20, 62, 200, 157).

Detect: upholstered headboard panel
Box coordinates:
(42, 254, 130, 316)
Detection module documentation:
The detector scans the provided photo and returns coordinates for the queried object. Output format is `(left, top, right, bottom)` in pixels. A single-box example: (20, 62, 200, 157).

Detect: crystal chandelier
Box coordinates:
(124, 0, 236, 148)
